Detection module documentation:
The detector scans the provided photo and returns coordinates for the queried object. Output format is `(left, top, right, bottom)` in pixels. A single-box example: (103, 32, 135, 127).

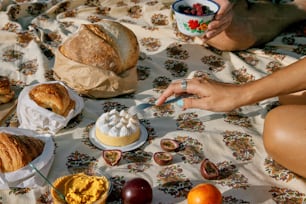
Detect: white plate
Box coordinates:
(89, 124, 148, 152)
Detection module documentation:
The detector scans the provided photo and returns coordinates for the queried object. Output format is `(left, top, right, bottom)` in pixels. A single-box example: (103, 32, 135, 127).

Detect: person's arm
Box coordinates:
(240, 57, 306, 106)
(156, 58, 306, 112)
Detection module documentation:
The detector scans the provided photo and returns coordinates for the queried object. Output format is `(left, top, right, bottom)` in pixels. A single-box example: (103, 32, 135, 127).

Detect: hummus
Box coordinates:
(52, 173, 109, 204)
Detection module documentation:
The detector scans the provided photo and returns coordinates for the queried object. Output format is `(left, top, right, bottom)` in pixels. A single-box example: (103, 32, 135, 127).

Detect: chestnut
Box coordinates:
(121, 177, 153, 204)
(153, 152, 173, 166)
(102, 149, 122, 166)
(160, 138, 179, 152)
(200, 159, 219, 180)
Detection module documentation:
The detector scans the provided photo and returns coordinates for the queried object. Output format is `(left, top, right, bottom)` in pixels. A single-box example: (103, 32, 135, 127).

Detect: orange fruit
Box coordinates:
(187, 183, 222, 204)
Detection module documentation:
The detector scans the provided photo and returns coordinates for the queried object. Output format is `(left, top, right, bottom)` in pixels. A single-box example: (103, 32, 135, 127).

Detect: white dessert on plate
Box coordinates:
(95, 109, 140, 147)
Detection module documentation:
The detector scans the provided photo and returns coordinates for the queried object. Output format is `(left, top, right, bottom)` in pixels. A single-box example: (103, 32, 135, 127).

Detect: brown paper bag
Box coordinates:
(53, 49, 138, 98)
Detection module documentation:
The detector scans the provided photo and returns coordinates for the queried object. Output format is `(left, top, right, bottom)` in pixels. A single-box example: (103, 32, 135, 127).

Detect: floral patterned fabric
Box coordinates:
(0, 0, 306, 203)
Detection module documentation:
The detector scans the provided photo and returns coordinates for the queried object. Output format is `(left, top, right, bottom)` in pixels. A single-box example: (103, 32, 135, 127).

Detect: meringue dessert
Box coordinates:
(95, 109, 140, 147)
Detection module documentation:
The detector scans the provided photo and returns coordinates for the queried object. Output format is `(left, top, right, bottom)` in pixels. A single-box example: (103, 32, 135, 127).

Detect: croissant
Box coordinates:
(0, 76, 14, 104)
(29, 83, 75, 117)
(0, 132, 45, 173)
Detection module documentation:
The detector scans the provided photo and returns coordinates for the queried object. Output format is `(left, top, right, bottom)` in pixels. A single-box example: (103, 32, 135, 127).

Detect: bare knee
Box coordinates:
(263, 105, 306, 177)
(206, 32, 256, 51)
(205, 0, 257, 51)
(207, 1, 306, 52)
(263, 107, 288, 157)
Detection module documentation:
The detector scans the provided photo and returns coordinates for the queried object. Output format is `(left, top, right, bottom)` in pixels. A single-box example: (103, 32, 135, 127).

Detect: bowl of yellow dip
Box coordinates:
(51, 172, 111, 204)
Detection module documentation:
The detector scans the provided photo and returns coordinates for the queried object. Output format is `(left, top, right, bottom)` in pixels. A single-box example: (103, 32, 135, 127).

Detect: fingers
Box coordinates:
(155, 78, 219, 111)
(155, 79, 190, 105)
(202, 0, 233, 41)
(203, 17, 232, 39)
(178, 97, 209, 110)
(215, 0, 233, 20)
(156, 79, 204, 106)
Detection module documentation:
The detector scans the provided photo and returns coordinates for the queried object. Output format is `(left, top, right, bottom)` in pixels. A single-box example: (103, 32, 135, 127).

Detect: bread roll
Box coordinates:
(0, 132, 45, 173)
(0, 76, 14, 104)
(29, 83, 75, 117)
(59, 21, 139, 74)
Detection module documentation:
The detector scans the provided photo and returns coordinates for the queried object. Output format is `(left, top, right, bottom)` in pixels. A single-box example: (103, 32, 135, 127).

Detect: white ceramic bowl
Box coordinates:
(172, 0, 220, 36)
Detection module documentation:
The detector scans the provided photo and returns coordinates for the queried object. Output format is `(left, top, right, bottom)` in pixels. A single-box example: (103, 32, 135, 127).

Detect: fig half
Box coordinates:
(102, 149, 122, 166)
(200, 159, 219, 180)
(160, 138, 179, 152)
(153, 152, 173, 166)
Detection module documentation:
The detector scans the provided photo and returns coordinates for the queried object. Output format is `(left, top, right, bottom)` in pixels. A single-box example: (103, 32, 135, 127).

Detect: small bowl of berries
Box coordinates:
(172, 0, 220, 36)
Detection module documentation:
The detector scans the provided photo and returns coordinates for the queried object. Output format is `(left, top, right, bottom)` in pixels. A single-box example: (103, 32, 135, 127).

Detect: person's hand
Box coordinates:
(155, 78, 243, 112)
(202, 0, 234, 41)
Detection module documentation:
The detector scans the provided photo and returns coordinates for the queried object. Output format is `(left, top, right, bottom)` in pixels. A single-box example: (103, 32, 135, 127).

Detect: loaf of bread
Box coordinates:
(0, 132, 45, 173)
(29, 83, 75, 117)
(59, 22, 139, 74)
(0, 76, 14, 104)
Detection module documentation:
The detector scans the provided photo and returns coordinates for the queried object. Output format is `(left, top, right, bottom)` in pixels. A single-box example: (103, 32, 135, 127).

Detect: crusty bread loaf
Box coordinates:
(59, 21, 139, 74)
(29, 83, 75, 117)
(0, 76, 14, 104)
(0, 132, 45, 173)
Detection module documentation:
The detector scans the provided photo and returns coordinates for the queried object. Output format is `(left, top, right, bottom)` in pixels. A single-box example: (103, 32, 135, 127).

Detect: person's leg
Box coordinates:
(279, 90, 306, 105)
(206, 0, 306, 51)
(263, 104, 306, 178)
